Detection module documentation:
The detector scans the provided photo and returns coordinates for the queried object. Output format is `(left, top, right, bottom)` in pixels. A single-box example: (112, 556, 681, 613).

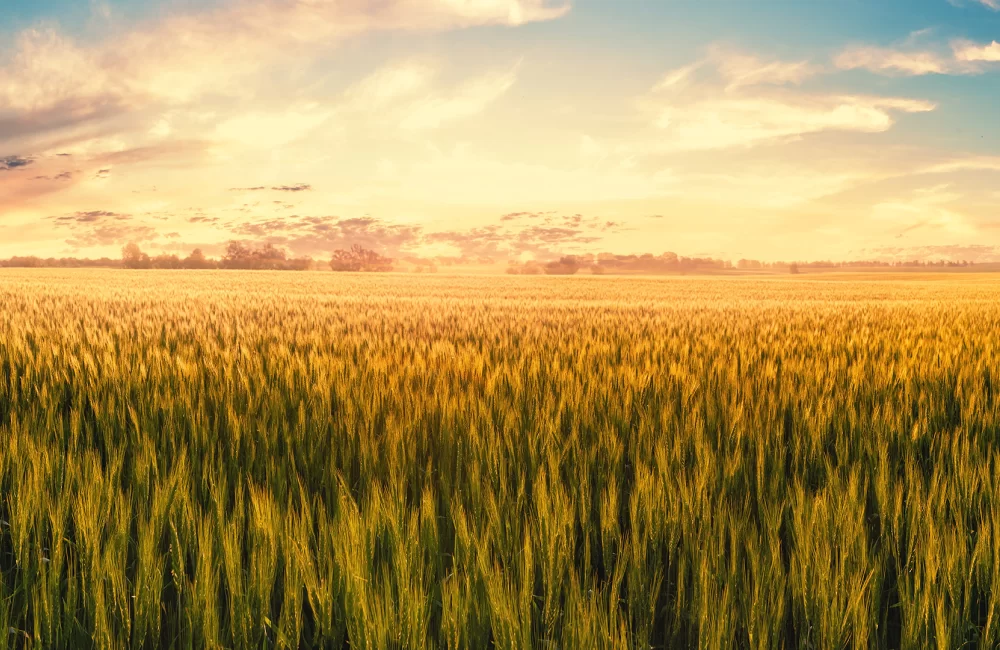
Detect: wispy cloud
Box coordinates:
(709, 47, 822, 89)
(0, 0, 568, 149)
(399, 64, 520, 130)
(339, 60, 521, 131)
(835, 32, 1000, 76)
(834, 45, 952, 75)
(643, 49, 934, 151)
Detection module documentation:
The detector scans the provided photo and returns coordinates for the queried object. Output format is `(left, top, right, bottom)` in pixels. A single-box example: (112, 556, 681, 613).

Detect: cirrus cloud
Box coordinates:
(643, 49, 935, 152)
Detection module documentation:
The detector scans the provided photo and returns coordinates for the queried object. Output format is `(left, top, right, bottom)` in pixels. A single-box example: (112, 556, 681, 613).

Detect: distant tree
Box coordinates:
(329, 245, 394, 272)
(222, 241, 253, 269)
(122, 242, 151, 269)
(284, 256, 313, 271)
(329, 248, 362, 272)
(183, 248, 214, 269)
(218, 240, 311, 270)
(151, 253, 181, 269)
(251, 243, 287, 270)
(789, 263, 800, 275)
(3, 256, 43, 268)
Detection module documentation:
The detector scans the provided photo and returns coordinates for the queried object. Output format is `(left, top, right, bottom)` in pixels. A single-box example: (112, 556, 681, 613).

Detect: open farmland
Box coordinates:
(3, 270, 1000, 648)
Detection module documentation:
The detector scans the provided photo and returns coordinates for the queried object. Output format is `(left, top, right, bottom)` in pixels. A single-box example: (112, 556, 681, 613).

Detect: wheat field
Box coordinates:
(2, 269, 1000, 649)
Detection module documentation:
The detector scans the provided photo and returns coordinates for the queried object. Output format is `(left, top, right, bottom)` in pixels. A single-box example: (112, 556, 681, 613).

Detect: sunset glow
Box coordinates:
(2, 0, 1000, 262)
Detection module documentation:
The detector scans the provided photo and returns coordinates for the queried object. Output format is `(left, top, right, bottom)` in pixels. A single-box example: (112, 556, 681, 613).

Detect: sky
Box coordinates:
(1, 0, 1000, 263)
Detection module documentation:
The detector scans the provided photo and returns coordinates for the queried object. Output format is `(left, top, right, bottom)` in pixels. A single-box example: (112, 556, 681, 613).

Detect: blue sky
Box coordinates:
(1, 0, 999, 262)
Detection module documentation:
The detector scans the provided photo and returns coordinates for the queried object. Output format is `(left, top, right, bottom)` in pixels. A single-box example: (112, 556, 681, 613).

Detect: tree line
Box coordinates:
(507, 252, 734, 276)
(0, 242, 981, 273)
(120, 242, 394, 271)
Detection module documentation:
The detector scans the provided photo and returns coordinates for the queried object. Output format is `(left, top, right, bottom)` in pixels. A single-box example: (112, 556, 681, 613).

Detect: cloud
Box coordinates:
(918, 156, 1000, 175)
(93, 141, 209, 166)
(653, 48, 820, 93)
(870, 184, 975, 238)
(647, 93, 934, 152)
(46, 209, 159, 248)
(399, 63, 520, 130)
(643, 49, 935, 151)
(52, 210, 130, 223)
(709, 47, 821, 89)
(0, 156, 33, 171)
(229, 214, 424, 258)
(835, 35, 1000, 76)
(834, 46, 952, 75)
(229, 184, 312, 192)
(217, 209, 614, 261)
(340, 60, 521, 131)
(0, 0, 569, 149)
(422, 217, 603, 260)
(953, 40, 1000, 62)
(32, 171, 73, 181)
(344, 62, 436, 108)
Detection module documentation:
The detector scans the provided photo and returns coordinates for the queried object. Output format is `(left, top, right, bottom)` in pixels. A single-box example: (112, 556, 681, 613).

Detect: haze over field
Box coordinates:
(2, 0, 1000, 263)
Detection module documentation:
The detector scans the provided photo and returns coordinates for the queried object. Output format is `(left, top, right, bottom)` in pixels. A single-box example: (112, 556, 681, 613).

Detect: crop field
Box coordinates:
(3, 270, 1000, 649)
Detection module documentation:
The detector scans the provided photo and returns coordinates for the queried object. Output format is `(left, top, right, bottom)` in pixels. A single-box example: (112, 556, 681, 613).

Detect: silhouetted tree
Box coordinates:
(183, 248, 214, 269)
(151, 254, 181, 269)
(221, 241, 253, 269)
(329, 245, 394, 272)
(122, 242, 151, 269)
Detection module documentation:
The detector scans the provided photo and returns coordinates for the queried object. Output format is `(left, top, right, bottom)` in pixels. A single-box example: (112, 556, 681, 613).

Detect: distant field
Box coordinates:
(3, 270, 1000, 648)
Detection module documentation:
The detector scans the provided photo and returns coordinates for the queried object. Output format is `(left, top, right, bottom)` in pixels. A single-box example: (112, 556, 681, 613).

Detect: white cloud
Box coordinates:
(835, 45, 951, 75)
(644, 66, 935, 151)
(710, 47, 821, 89)
(655, 48, 819, 92)
(953, 39, 1000, 62)
(919, 156, 1000, 175)
(339, 60, 520, 131)
(344, 62, 435, 108)
(400, 64, 519, 130)
(870, 185, 976, 238)
(638, 48, 936, 151)
(834, 36, 1000, 77)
